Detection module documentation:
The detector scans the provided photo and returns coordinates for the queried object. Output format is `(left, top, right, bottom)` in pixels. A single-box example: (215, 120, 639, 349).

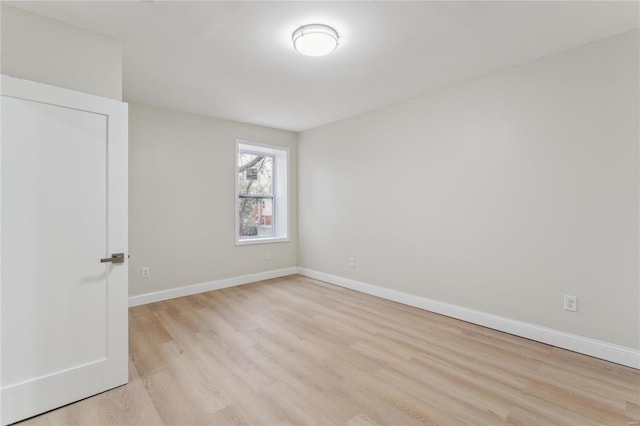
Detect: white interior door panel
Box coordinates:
(1, 75, 128, 425)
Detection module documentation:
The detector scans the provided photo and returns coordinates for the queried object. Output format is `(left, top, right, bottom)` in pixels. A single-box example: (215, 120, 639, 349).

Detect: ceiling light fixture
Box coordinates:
(292, 24, 339, 57)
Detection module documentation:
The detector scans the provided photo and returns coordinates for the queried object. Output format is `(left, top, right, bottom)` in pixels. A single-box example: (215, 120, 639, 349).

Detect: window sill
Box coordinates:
(236, 236, 290, 246)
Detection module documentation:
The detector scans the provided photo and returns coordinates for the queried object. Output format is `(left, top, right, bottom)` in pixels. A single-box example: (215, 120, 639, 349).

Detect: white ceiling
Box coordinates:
(9, 1, 639, 132)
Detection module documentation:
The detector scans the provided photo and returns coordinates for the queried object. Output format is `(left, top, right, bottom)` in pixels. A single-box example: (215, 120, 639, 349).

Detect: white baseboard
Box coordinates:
(128, 267, 298, 307)
(297, 267, 640, 369)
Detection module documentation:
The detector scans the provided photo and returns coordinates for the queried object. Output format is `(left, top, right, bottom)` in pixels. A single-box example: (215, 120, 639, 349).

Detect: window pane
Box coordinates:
(238, 197, 274, 238)
(238, 153, 273, 196)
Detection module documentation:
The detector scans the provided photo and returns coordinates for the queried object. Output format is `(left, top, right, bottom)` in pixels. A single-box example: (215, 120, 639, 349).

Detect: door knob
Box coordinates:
(100, 253, 125, 264)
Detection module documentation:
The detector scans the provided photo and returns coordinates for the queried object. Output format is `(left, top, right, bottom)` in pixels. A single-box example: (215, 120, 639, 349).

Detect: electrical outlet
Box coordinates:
(348, 257, 356, 268)
(265, 251, 272, 261)
(142, 267, 150, 279)
(564, 295, 577, 312)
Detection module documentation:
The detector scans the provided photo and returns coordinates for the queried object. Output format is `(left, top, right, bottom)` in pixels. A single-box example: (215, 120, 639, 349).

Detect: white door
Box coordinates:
(0, 75, 128, 425)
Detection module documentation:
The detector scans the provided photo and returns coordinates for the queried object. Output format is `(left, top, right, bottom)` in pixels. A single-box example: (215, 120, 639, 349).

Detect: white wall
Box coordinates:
(129, 103, 297, 297)
(298, 31, 639, 350)
(0, 5, 122, 100)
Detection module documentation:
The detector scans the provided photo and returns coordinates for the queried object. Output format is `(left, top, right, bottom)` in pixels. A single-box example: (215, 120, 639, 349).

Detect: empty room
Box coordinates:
(1, 1, 638, 425)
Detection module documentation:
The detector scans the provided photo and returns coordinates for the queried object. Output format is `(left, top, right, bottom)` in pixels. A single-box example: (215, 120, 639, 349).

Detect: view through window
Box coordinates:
(238, 152, 275, 238)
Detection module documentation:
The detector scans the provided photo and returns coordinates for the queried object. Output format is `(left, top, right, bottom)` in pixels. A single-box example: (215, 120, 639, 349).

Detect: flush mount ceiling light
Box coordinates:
(292, 24, 339, 57)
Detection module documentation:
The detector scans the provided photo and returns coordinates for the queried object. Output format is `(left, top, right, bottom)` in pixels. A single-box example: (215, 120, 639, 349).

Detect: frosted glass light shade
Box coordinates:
(292, 24, 339, 57)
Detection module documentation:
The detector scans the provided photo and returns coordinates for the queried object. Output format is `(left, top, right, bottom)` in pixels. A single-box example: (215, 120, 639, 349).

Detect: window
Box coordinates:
(236, 140, 289, 244)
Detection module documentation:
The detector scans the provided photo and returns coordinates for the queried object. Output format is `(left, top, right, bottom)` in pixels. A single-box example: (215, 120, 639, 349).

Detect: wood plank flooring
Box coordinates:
(20, 275, 640, 425)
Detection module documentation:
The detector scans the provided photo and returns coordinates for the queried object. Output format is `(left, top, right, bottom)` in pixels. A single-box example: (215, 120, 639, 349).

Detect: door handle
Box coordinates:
(100, 253, 125, 264)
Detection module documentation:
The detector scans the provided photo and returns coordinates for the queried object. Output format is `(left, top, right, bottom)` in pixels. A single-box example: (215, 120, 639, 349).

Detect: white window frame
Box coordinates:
(235, 139, 290, 245)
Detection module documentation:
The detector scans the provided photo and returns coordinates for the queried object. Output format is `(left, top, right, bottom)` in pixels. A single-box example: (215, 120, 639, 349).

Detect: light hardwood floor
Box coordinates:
(20, 275, 640, 425)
